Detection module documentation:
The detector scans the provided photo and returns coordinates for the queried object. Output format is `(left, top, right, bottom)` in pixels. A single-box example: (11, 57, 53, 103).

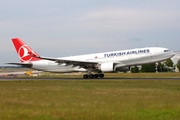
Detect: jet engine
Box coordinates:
(97, 62, 114, 72)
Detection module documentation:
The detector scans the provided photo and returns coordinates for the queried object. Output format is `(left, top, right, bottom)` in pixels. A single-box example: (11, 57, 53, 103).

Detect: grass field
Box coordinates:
(0, 74, 180, 120)
(22, 72, 180, 79)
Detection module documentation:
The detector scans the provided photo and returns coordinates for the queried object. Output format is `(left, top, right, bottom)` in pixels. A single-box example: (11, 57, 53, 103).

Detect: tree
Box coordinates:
(164, 58, 174, 72)
(157, 62, 168, 72)
(177, 59, 180, 72)
(141, 63, 156, 73)
(131, 66, 139, 73)
(157, 62, 163, 72)
(165, 58, 173, 67)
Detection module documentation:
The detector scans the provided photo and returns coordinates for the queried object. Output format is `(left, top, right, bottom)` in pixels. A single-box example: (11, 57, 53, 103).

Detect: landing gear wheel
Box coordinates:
(89, 74, 94, 79)
(99, 74, 104, 78)
(94, 74, 99, 78)
(83, 73, 104, 79)
(83, 74, 88, 79)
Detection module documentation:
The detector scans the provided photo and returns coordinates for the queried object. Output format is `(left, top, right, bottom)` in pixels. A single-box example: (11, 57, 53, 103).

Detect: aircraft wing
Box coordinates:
(38, 56, 98, 67)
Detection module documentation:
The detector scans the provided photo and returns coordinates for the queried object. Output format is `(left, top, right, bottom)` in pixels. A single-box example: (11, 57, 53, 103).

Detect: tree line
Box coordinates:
(131, 59, 180, 73)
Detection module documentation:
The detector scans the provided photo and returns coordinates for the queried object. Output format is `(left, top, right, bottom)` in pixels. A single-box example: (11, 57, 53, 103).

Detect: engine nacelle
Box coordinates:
(98, 62, 114, 72)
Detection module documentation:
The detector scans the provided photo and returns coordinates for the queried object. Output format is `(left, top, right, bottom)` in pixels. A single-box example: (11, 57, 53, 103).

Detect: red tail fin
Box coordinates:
(12, 38, 41, 62)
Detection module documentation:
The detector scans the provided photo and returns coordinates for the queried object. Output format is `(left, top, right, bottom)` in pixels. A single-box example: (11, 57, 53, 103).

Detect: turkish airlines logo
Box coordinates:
(18, 45, 36, 62)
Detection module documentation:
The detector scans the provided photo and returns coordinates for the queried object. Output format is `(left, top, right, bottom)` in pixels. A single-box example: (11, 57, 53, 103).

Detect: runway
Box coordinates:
(0, 76, 180, 81)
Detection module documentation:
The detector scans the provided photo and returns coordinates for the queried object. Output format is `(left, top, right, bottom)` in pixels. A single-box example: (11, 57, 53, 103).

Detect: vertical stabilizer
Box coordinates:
(12, 38, 41, 62)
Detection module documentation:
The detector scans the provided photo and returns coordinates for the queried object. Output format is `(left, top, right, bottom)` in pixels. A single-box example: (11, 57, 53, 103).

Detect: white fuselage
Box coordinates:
(30, 47, 175, 72)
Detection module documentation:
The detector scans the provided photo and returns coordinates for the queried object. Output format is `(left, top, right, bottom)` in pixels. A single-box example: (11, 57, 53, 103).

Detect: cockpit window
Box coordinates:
(164, 50, 170, 52)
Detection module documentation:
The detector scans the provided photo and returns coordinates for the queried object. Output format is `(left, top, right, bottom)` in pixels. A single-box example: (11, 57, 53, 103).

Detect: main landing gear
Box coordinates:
(83, 73, 104, 79)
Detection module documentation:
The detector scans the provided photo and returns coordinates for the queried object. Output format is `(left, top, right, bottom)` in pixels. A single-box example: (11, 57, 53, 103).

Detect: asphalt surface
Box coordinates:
(0, 76, 180, 81)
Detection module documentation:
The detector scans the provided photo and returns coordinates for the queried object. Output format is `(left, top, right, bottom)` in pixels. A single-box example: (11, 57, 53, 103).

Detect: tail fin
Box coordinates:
(12, 38, 41, 62)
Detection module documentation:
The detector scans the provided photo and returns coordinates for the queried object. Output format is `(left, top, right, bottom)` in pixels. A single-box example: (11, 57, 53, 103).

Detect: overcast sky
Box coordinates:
(0, 0, 180, 65)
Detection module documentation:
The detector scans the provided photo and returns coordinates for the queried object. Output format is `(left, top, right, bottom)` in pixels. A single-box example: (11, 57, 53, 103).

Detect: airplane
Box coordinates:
(7, 38, 175, 79)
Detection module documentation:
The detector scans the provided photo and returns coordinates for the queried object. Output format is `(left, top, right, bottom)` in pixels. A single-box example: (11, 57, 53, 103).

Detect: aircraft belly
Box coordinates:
(119, 52, 174, 66)
(118, 55, 152, 66)
(151, 52, 174, 63)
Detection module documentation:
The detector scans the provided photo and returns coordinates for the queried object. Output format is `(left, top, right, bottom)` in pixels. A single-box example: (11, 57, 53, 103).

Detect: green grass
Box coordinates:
(20, 72, 180, 79)
(0, 79, 180, 120)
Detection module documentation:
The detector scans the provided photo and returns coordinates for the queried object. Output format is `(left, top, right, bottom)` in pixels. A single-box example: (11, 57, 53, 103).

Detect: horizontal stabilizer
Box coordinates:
(6, 62, 33, 68)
